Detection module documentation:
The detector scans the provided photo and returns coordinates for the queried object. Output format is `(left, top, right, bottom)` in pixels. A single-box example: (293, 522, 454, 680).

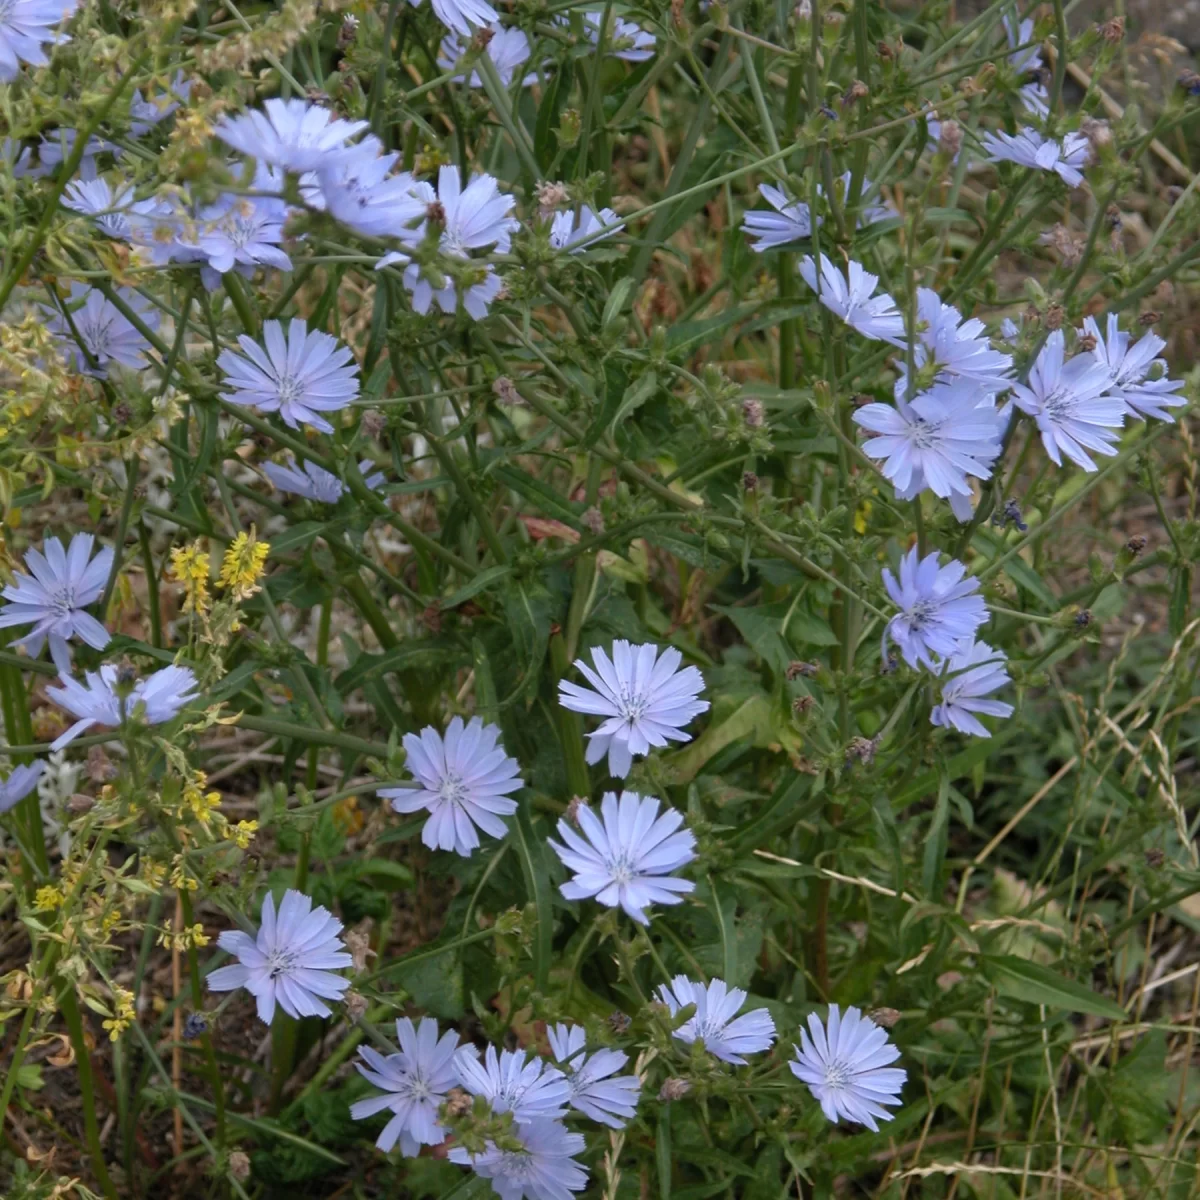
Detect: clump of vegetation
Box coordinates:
(0, 1, 1198, 1198)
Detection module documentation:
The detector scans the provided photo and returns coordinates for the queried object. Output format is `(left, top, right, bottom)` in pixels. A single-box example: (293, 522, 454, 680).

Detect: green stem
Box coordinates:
(178, 890, 226, 1149)
(0, 650, 45, 893)
(61, 986, 118, 1199)
(222, 271, 259, 336)
(100, 458, 141, 618)
(423, 407, 507, 564)
(139, 521, 163, 649)
(0, 57, 146, 312)
(235, 715, 389, 757)
(549, 633, 590, 798)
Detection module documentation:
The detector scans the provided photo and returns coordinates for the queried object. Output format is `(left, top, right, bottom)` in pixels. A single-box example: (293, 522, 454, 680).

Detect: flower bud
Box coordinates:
(842, 80, 869, 107)
(1081, 117, 1113, 152)
(228, 1152, 251, 1183)
(492, 376, 520, 405)
(936, 118, 962, 158)
(786, 661, 818, 679)
(359, 409, 386, 439)
(741, 397, 765, 428)
(607, 1010, 632, 1035)
(536, 180, 569, 214)
(869, 1007, 901, 1028)
(658, 1077, 691, 1101)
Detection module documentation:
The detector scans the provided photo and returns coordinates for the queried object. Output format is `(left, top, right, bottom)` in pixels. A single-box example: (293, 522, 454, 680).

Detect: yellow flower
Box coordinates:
(34, 885, 63, 912)
(169, 542, 211, 615)
(190, 923, 210, 948)
(232, 819, 258, 849)
(218, 527, 269, 600)
(183, 770, 222, 824)
(169, 856, 198, 891)
(103, 986, 135, 1041)
(102, 1014, 130, 1040)
(853, 500, 873, 535)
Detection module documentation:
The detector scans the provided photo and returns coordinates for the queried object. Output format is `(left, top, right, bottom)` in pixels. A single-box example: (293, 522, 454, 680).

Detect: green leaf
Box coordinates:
(921, 773, 950, 896)
(972, 529, 1057, 609)
(656, 1107, 672, 1200)
(492, 465, 584, 528)
(709, 877, 738, 985)
(513, 800, 553, 991)
(642, 528, 715, 568)
(610, 370, 658, 435)
(441, 565, 513, 609)
(393, 946, 465, 1019)
(500, 582, 554, 704)
(664, 693, 774, 784)
(731, 772, 819, 853)
(982, 954, 1126, 1019)
(1170, 565, 1192, 637)
(602, 277, 636, 334)
(333, 642, 460, 695)
(710, 602, 792, 675)
(893, 728, 1019, 809)
(268, 521, 327, 555)
(16, 1064, 43, 1091)
(786, 607, 840, 647)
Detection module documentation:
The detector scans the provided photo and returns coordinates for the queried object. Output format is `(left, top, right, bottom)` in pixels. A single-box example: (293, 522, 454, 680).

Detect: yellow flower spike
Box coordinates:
(218, 527, 270, 600)
(169, 542, 212, 615)
(34, 885, 63, 912)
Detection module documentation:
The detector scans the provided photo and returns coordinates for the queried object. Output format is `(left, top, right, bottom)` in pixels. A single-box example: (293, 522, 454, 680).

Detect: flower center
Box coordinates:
(1042, 386, 1073, 419)
(905, 598, 936, 629)
(49, 583, 80, 618)
(80, 313, 119, 359)
(438, 772, 468, 806)
(404, 1076, 432, 1103)
(226, 212, 263, 249)
(266, 947, 297, 980)
(909, 417, 942, 450)
(605, 849, 638, 886)
(275, 373, 303, 407)
(823, 1059, 852, 1092)
(615, 686, 649, 726)
(495, 1150, 535, 1182)
(441, 229, 467, 258)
